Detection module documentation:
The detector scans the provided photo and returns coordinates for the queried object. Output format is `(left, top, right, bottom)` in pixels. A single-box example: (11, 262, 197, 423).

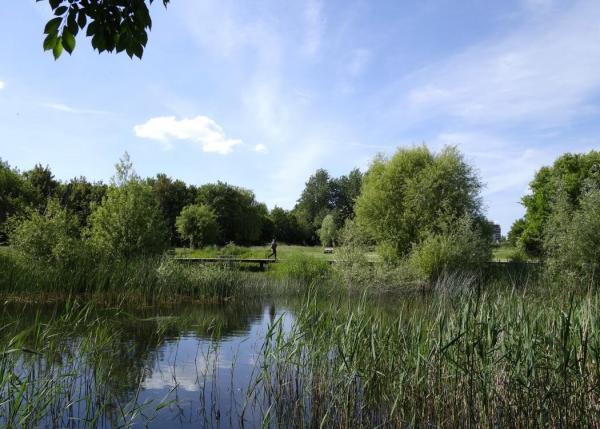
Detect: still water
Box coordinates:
(0, 300, 301, 428)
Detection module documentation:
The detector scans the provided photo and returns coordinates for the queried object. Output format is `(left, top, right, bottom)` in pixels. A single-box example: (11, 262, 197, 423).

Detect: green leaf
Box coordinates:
(77, 11, 87, 29)
(54, 5, 68, 16)
(62, 29, 76, 54)
(44, 17, 62, 35)
(49, 0, 62, 9)
(43, 33, 58, 51)
(53, 37, 63, 60)
(67, 12, 78, 36)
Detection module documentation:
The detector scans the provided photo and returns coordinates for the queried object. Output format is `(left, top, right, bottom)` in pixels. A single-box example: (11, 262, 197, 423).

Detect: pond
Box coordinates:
(0, 300, 303, 428)
(3, 290, 599, 428)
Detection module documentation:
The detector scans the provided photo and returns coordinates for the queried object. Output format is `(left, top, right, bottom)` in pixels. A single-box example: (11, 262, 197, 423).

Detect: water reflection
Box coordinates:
(0, 300, 292, 428)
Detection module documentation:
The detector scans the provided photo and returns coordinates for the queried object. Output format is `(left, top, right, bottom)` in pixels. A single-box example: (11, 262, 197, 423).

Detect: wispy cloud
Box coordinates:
(133, 115, 242, 155)
(303, 0, 325, 57)
(0, 81, 4, 90)
(254, 144, 267, 153)
(43, 103, 109, 115)
(401, 0, 600, 126)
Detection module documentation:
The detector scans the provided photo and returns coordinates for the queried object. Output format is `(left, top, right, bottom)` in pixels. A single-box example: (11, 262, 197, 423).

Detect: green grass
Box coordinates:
(175, 244, 380, 262)
(492, 243, 519, 261)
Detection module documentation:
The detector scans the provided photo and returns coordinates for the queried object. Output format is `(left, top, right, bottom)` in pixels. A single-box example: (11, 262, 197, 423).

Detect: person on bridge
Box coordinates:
(268, 238, 278, 260)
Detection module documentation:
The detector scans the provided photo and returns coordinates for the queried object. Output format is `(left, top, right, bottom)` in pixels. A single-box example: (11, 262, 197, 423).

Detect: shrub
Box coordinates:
(354, 146, 484, 259)
(408, 216, 491, 282)
(544, 189, 600, 287)
(176, 204, 219, 249)
(87, 180, 168, 259)
(8, 199, 81, 264)
(318, 214, 337, 247)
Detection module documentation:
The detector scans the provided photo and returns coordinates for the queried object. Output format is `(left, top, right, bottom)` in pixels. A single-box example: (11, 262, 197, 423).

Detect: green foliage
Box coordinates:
(294, 168, 363, 243)
(196, 182, 269, 245)
(175, 204, 219, 249)
(544, 189, 600, 286)
(39, 0, 170, 59)
(270, 206, 305, 244)
(23, 163, 59, 212)
(520, 150, 600, 256)
(8, 199, 81, 264)
(507, 217, 526, 246)
(355, 145, 485, 259)
(275, 253, 332, 284)
(408, 216, 491, 281)
(318, 214, 337, 247)
(58, 176, 107, 228)
(87, 180, 168, 259)
(149, 174, 194, 245)
(0, 160, 34, 241)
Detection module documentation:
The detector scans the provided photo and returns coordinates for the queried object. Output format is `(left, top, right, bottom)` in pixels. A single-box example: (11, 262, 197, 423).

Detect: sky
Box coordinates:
(1, 0, 600, 233)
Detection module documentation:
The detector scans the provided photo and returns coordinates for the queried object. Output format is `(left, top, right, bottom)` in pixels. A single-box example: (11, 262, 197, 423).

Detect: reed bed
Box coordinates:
(256, 289, 600, 428)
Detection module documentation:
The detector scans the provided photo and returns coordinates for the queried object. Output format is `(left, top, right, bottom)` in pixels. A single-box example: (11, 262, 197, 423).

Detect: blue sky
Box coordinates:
(1, 0, 600, 233)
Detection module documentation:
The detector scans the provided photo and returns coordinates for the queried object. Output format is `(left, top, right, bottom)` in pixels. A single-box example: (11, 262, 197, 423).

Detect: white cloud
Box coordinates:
(133, 115, 242, 155)
(0, 81, 4, 90)
(254, 144, 267, 152)
(402, 0, 600, 126)
(43, 103, 109, 115)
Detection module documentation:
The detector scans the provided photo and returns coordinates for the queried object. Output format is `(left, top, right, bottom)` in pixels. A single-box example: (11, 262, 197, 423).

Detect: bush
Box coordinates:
(354, 145, 484, 259)
(318, 214, 337, 247)
(8, 199, 81, 264)
(176, 204, 219, 248)
(544, 189, 600, 287)
(408, 217, 491, 282)
(87, 180, 168, 259)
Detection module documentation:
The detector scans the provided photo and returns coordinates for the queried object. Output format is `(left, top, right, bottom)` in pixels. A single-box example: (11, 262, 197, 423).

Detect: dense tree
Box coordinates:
(196, 182, 269, 245)
(354, 145, 486, 259)
(147, 174, 193, 245)
(330, 168, 363, 227)
(294, 168, 363, 243)
(507, 218, 526, 247)
(58, 177, 107, 227)
(38, 0, 170, 59)
(176, 204, 219, 249)
(8, 199, 80, 263)
(23, 164, 60, 211)
(295, 169, 334, 232)
(270, 207, 306, 244)
(318, 214, 337, 247)
(87, 180, 168, 259)
(520, 151, 600, 256)
(544, 189, 600, 286)
(0, 160, 34, 241)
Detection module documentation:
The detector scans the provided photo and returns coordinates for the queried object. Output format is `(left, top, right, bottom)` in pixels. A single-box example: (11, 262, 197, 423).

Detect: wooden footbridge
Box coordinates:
(174, 257, 279, 270)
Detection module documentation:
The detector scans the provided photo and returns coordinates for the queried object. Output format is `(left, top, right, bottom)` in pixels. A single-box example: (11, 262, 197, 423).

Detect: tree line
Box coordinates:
(0, 153, 363, 251)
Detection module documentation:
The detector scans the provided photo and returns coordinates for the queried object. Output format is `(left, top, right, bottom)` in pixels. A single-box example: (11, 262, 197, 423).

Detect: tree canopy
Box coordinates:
(518, 150, 600, 256)
(354, 145, 486, 258)
(176, 204, 219, 249)
(39, 0, 170, 59)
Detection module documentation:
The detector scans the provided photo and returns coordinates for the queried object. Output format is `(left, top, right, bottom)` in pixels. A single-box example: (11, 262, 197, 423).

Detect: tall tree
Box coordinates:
(196, 182, 269, 245)
(23, 164, 60, 211)
(147, 174, 193, 246)
(0, 160, 34, 241)
(354, 145, 485, 258)
(58, 177, 107, 228)
(520, 151, 600, 256)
